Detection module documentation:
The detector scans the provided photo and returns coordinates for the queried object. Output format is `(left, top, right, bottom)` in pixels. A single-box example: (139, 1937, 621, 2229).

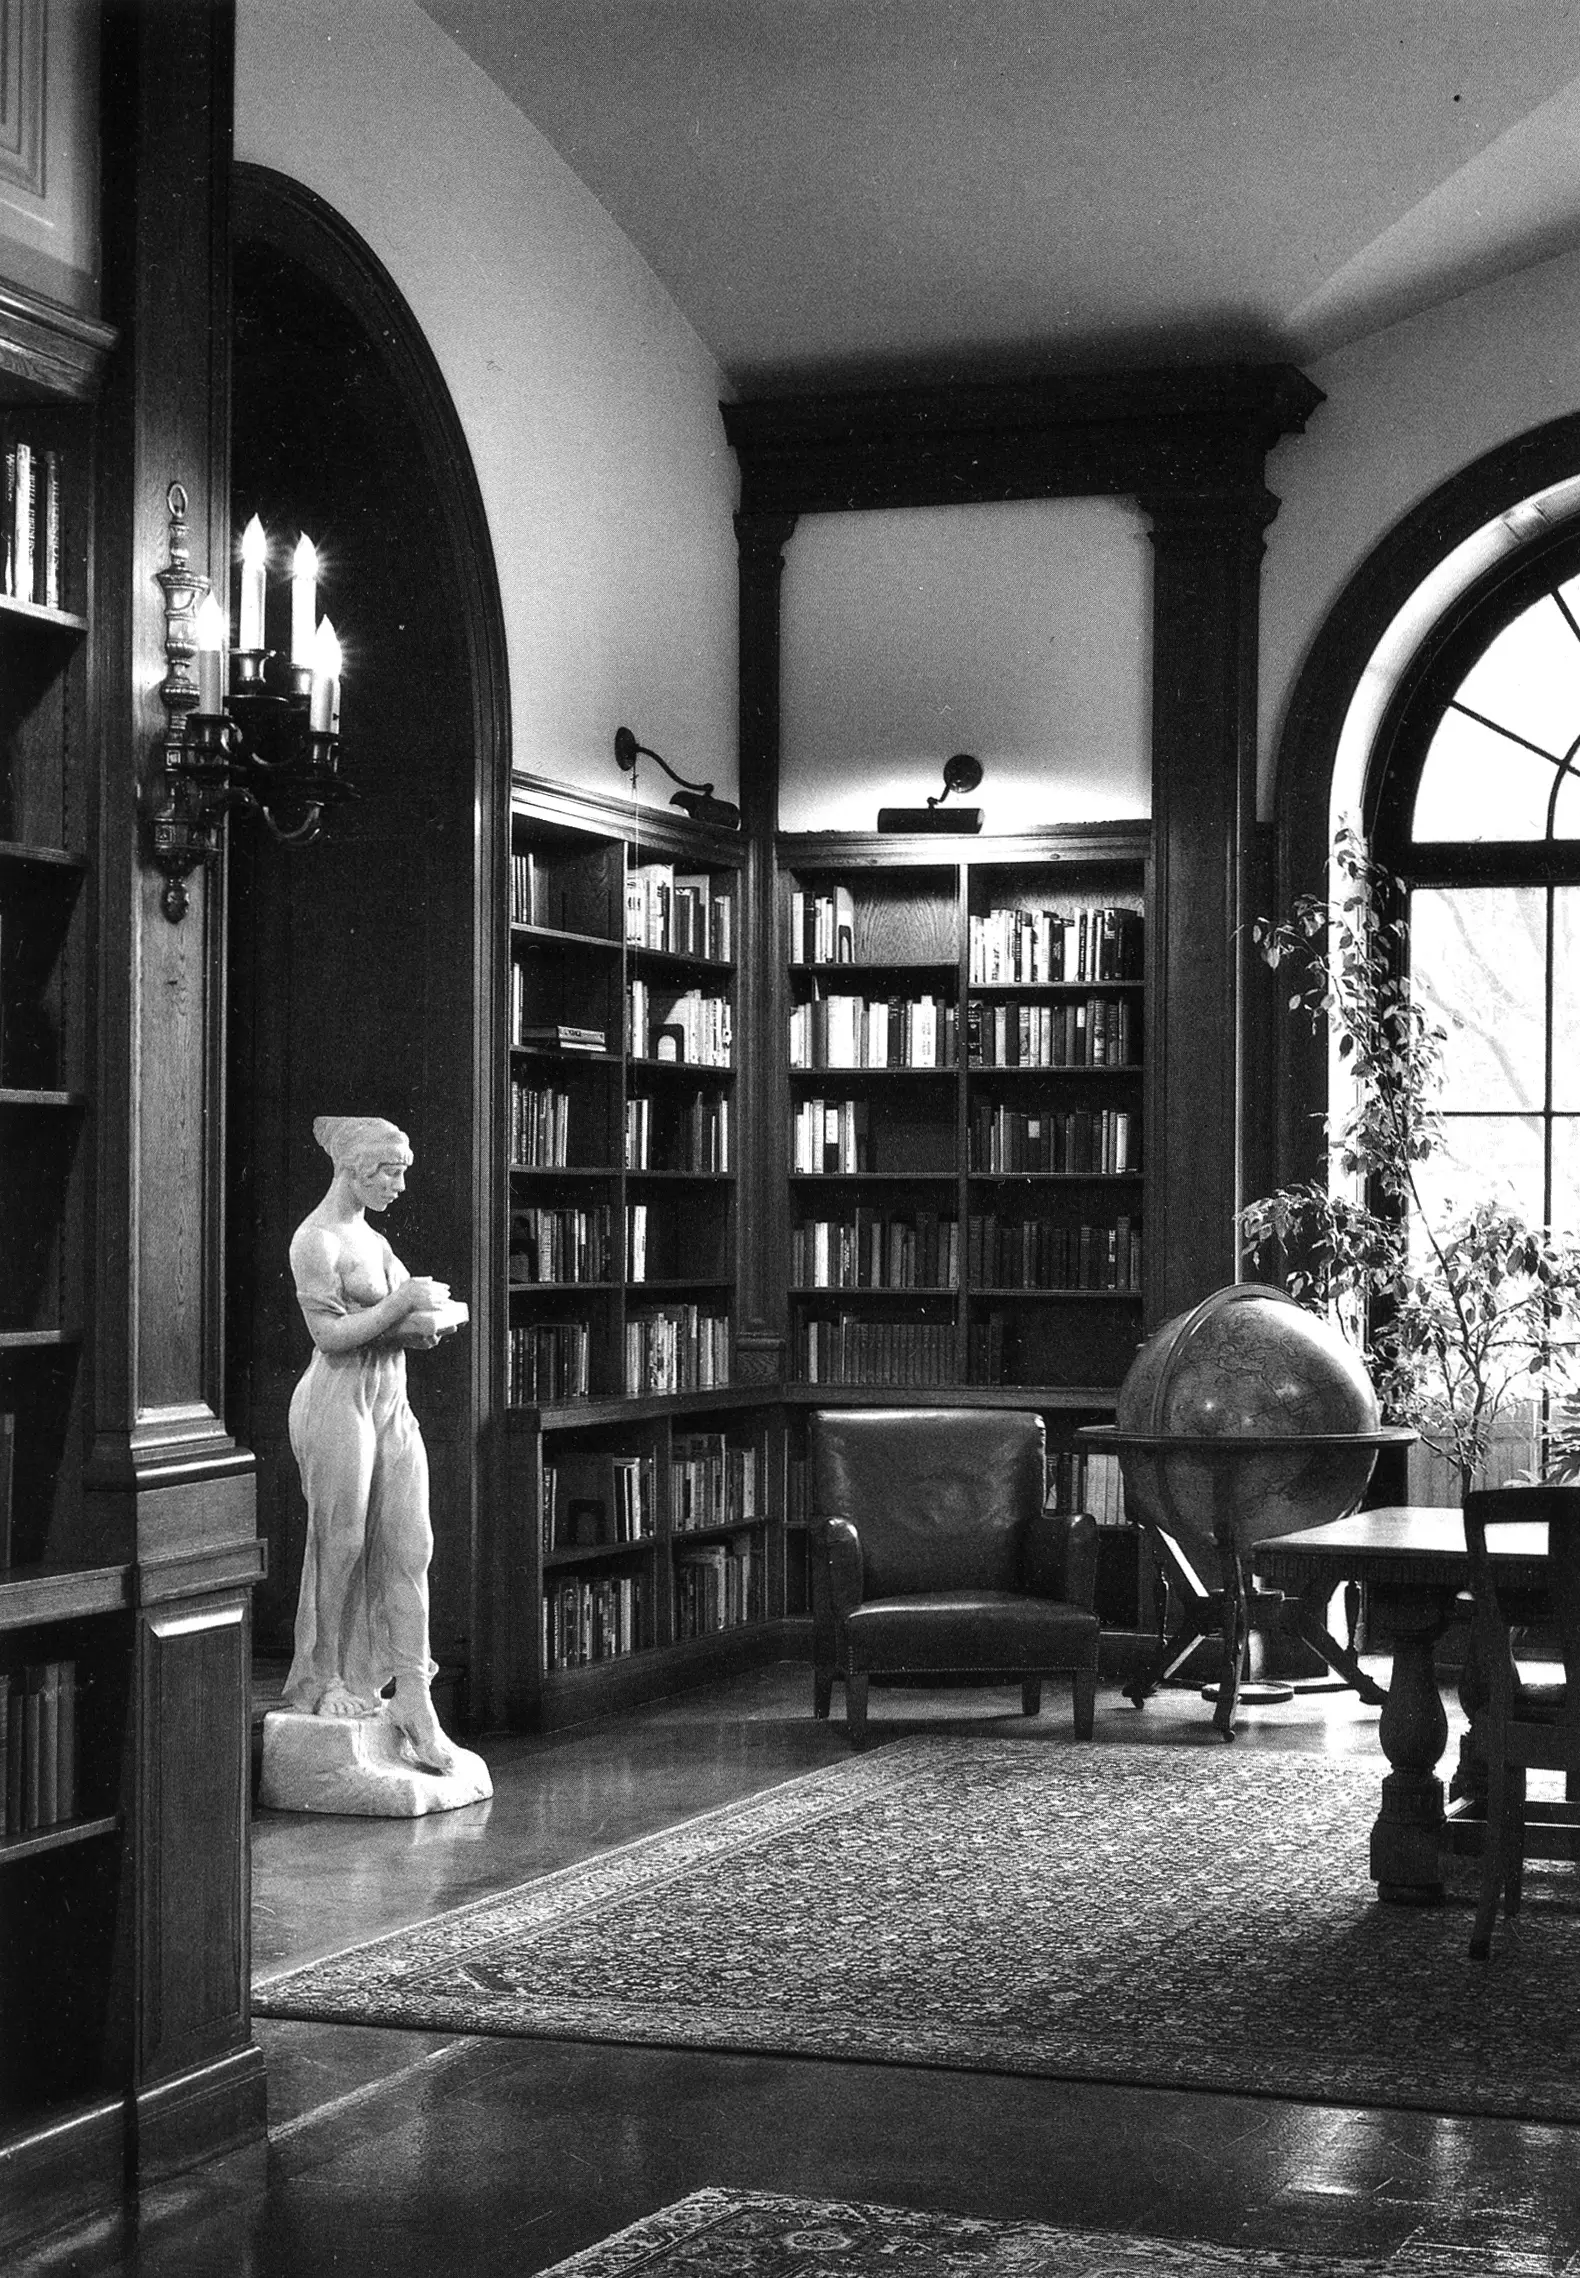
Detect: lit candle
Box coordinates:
(309, 616, 342, 733)
(290, 533, 318, 668)
(238, 515, 268, 652)
(194, 592, 227, 714)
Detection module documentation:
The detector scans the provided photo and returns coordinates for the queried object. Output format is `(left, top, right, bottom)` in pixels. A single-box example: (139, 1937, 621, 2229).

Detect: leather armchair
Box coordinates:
(808, 1407, 1100, 1746)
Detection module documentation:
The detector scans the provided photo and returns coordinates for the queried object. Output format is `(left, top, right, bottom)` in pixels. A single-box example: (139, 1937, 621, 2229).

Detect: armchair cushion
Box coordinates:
(846, 1590, 1099, 1673)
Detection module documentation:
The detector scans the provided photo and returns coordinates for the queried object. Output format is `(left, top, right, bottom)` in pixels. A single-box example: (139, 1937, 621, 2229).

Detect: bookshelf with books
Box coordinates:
(0, 281, 135, 2197)
(499, 782, 787, 1724)
(778, 830, 1150, 1400)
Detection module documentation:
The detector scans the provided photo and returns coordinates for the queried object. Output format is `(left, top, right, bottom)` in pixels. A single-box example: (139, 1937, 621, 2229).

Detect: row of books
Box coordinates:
(796, 1316, 955, 1385)
(789, 994, 957, 1070)
(969, 904, 1143, 985)
(971, 1106, 1136, 1176)
(3, 441, 63, 610)
(2, 1659, 77, 1836)
(627, 980, 732, 1065)
(788, 885, 858, 965)
(676, 1541, 759, 1638)
(791, 1097, 873, 1175)
(1048, 1449, 1128, 1525)
(509, 1205, 613, 1285)
(511, 1080, 573, 1166)
(542, 1575, 644, 1670)
(791, 1212, 961, 1291)
(541, 1449, 657, 1551)
(671, 1431, 761, 1532)
(967, 997, 1136, 1069)
(966, 1214, 1143, 1291)
(626, 862, 733, 961)
(509, 1320, 590, 1405)
(625, 1306, 731, 1396)
(626, 1091, 731, 1172)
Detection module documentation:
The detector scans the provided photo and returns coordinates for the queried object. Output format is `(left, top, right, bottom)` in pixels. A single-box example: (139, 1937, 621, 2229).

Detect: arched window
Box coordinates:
(1370, 533, 1580, 1248)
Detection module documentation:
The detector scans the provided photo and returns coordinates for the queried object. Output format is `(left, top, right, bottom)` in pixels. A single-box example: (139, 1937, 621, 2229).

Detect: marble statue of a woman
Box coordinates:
(281, 1113, 466, 1778)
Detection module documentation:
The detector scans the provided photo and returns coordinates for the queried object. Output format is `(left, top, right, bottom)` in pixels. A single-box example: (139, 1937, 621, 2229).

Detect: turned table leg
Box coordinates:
(1369, 1586, 1456, 1903)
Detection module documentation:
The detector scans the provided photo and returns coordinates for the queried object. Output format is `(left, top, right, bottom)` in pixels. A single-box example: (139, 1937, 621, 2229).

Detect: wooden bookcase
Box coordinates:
(0, 285, 126, 2175)
(772, 823, 1156, 1670)
(500, 780, 794, 1726)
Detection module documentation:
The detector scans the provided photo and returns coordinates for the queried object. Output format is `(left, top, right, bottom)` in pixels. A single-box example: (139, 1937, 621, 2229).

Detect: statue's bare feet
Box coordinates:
(390, 1675, 459, 1775)
(317, 1681, 370, 1718)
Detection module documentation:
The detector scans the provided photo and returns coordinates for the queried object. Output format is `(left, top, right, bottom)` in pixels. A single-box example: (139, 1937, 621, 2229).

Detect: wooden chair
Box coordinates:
(808, 1407, 1101, 1748)
(1462, 1485, 1580, 1961)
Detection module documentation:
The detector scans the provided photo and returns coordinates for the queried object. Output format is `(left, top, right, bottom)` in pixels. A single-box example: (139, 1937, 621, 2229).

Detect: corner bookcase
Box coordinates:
(502, 779, 790, 1726)
(0, 285, 124, 2170)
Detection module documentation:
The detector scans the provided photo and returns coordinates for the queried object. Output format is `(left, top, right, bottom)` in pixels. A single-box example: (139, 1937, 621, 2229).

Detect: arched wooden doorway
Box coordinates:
(226, 165, 509, 1722)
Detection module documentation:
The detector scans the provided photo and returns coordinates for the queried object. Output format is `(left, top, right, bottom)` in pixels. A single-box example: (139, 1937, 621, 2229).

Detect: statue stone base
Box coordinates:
(258, 1705, 493, 1817)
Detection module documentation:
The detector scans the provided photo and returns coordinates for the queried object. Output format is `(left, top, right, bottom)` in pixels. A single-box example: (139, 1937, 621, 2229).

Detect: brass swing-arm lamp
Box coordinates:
(877, 751, 984, 834)
(614, 726, 741, 831)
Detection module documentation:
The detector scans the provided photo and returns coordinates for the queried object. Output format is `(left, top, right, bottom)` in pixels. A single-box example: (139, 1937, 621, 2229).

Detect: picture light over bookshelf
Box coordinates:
(614, 725, 741, 831)
(877, 751, 984, 834)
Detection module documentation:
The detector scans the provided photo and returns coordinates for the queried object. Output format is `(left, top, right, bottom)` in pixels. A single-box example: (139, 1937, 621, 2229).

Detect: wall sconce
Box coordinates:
(145, 484, 355, 922)
(614, 725, 741, 831)
(877, 753, 984, 834)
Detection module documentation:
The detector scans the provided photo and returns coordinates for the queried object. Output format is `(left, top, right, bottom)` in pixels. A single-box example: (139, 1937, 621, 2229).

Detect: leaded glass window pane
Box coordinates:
(1411, 710, 1556, 841)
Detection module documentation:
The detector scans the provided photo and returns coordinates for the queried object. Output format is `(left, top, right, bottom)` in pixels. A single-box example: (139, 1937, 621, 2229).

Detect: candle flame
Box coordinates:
(240, 514, 268, 566)
(194, 592, 227, 650)
(312, 615, 343, 675)
(293, 532, 318, 577)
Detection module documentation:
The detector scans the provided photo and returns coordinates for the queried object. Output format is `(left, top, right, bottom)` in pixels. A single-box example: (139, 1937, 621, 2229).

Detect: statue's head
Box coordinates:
(314, 1116, 413, 1214)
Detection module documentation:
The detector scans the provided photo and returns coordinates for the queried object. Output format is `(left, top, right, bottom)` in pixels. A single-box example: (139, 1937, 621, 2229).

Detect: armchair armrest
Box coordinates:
(1025, 1508, 1099, 1611)
(812, 1514, 864, 1621)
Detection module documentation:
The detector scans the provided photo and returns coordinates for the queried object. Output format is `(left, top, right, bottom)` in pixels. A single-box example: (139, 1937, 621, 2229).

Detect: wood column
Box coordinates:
(1141, 488, 1277, 1326)
(734, 510, 797, 1385)
(92, 0, 265, 2178)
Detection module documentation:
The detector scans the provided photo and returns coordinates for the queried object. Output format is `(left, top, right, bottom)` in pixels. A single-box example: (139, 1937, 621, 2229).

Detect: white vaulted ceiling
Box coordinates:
(416, 0, 1580, 390)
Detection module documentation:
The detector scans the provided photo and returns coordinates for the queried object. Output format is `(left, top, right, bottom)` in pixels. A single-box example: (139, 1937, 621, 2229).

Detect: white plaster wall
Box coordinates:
(779, 498, 1152, 834)
(234, 0, 738, 806)
(1262, 239, 1580, 816)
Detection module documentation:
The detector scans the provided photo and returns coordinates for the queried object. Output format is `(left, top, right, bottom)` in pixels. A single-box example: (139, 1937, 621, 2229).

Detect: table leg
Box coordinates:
(1369, 1589, 1455, 1904)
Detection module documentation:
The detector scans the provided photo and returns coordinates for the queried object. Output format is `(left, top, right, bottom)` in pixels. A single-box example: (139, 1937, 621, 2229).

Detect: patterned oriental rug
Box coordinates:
(538, 2191, 1479, 2278)
(253, 1738, 1580, 2123)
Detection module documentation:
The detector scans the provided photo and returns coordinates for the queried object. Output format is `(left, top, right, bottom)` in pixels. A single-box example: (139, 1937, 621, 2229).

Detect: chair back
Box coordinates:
(1462, 1485, 1580, 1724)
(810, 1407, 1045, 1596)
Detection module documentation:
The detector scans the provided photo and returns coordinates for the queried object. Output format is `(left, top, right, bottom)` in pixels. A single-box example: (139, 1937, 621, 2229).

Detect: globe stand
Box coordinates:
(1082, 1423, 1412, 1739)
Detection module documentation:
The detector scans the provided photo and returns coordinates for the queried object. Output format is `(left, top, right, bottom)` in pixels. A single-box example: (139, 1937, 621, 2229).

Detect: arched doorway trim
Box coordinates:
(1268, 412, 1580, 1194)
(229, 163, 511, 1706)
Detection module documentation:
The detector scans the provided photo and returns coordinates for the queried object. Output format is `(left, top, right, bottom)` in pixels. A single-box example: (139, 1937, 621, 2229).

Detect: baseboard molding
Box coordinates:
(133, 2041, 268, 2185)
(0, 2094, 126, 2260)
(537, 1620, 807, 1730)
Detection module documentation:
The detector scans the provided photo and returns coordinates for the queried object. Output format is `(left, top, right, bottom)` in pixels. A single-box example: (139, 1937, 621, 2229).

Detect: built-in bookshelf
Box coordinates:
(0, 290, 125, 2157)
(504, 785, 772, 1722)
(780, 828, 1150, 1401)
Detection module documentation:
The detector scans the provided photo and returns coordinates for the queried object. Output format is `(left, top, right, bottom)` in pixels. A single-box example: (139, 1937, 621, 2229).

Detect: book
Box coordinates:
(519, 1024, 607, 1053)
(12, 440, 33, 603)
(41, 449, 60, 608)
(56, 1659, 75, 1822)
(22, 1663, 43, 1832)
(37, 1661, 58, 1827)
(4, 1675, 20, 1833)
(0, 1412, 12, 1569)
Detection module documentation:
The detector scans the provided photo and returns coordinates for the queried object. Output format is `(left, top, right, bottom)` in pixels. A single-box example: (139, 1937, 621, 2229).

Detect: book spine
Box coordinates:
(42, 450, 61, 609)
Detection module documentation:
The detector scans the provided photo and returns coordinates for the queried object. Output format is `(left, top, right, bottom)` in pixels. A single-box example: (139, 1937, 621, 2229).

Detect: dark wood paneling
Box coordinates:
(136, 1594, 250, 2079)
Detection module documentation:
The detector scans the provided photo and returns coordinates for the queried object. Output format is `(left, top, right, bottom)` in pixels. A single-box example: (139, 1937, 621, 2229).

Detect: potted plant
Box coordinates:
(1241, 826, 1580, 1501)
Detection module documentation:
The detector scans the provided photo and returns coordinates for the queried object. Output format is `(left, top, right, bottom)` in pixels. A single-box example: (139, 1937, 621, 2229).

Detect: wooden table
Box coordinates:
(1255, 1507, 1548, 1905)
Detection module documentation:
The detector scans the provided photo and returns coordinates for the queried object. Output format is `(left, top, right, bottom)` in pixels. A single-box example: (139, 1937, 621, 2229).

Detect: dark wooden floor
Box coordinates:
(15, 1663, 1580, 2276)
